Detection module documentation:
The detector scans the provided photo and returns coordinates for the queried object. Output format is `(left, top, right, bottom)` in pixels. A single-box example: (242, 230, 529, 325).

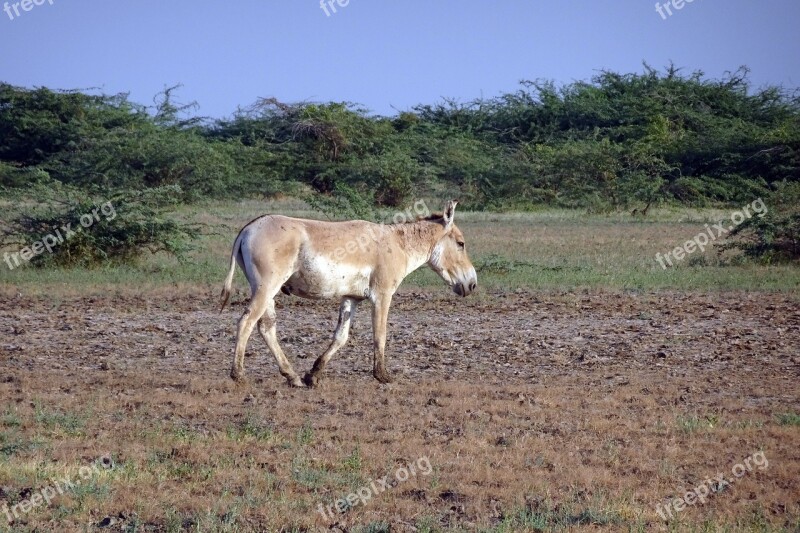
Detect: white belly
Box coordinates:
(286, 254, 372, 300)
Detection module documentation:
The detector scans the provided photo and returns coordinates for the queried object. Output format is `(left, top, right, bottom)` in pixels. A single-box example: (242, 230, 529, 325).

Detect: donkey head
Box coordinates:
(428, 201, 478, 297)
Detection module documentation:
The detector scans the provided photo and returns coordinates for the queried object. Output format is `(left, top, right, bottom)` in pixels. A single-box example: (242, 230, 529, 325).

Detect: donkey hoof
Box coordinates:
(303, 372, 321, 388)
(287, 376, 304, 388)
(230, 370, 247, 384)
(373, 370, 394, 384)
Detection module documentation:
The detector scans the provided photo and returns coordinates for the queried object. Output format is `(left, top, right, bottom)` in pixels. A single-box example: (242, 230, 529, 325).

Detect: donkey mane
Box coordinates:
(416, 213, 444, 222)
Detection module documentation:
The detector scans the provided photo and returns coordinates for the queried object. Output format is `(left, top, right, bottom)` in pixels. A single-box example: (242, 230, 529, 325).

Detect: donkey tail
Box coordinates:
(220, 234, 242, 312)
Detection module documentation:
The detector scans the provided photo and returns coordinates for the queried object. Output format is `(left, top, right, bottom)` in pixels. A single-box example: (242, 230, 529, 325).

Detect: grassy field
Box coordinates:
(1, 199, 799, 296)
(0, 200, 798, 532)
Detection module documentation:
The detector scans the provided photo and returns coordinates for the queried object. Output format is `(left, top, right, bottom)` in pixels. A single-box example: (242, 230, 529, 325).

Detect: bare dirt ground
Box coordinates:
(1, 288, 799, 531)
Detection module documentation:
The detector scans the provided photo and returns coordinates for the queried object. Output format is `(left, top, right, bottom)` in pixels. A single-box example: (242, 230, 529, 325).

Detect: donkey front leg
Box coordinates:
(371, 294, 394, 384)
(303, 298, 357, 388)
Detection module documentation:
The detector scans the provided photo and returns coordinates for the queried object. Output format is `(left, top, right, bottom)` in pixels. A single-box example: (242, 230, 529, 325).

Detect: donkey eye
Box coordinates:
(457, 241, 465, 249)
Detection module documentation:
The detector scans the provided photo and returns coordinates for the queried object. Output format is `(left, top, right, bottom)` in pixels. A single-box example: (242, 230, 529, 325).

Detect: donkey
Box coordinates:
(220, 200, 477, 388)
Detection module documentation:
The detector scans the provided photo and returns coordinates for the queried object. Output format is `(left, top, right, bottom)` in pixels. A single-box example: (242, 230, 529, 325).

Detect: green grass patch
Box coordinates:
(1, 408, 22, 428)
(225, 411, 275, 442)
(296, 421, 314, 447)
(33, 404, 88, 436)
(2, 201, 799, 295)
(352, 522, 391, 533)
(775, 412, 800, 426)
(677, 414, 720, 434)
(0, 431, 38, 458)
(487, 497, 624, 532)
(290, 456, 329, 490)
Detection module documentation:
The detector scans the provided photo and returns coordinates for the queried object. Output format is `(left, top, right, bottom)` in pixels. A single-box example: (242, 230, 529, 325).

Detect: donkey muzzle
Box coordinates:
(453, 279, 477, 297)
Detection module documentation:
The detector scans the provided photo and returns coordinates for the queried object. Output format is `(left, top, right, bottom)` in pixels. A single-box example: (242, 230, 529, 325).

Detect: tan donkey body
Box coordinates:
(220, 201, 477, 387)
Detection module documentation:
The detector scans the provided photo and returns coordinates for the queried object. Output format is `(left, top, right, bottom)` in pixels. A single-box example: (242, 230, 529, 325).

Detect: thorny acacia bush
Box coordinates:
(721, 182, 800, 262)
(1, 182, 201, 268)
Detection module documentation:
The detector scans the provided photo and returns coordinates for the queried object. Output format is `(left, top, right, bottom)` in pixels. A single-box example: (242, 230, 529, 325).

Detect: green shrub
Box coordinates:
(305, 182, 378, 221)
(721, 182, 800, 262)
(2, 66, 799, 211)
(1, 184, 200, 268)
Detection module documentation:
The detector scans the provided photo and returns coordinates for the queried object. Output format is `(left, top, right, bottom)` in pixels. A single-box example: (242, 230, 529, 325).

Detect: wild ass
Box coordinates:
(220, 200, 477, 387)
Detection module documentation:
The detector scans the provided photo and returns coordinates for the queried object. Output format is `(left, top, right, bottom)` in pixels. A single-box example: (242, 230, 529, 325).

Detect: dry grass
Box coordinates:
(0, 289, 798, 532)
(1, 372, 798, 531)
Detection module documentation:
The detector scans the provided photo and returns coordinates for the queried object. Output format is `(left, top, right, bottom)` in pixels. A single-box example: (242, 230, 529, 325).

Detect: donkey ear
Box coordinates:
(443, 200, 458, 229)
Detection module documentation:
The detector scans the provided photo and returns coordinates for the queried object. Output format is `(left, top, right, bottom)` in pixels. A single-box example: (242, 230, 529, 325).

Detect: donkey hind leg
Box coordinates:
(230, 285, 270, 383)
(231, 281, 302, 387)
(303, 298, 357, 388)
(257, 303, 303, 388)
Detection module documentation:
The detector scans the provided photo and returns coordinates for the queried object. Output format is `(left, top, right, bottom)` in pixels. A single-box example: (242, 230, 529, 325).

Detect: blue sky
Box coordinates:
(1, 1, 799, 118)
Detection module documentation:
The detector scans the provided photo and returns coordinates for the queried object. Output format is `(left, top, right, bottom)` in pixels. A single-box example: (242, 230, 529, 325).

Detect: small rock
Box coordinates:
(98, 516, 118, 528)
